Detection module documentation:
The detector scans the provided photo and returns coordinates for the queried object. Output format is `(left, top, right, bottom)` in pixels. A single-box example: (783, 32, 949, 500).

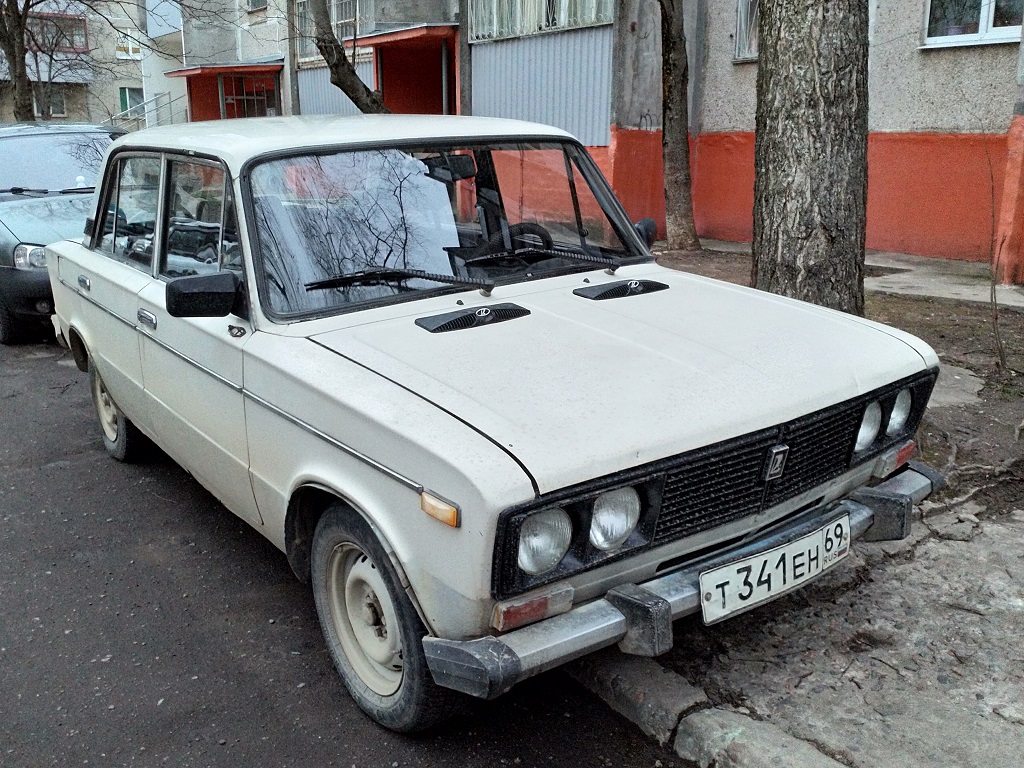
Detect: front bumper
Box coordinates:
(0, 265, 53, 319)
(423, 462, 943, 699)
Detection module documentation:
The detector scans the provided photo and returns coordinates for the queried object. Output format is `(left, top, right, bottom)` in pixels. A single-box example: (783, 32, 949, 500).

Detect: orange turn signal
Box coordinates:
(421, 492, 460, 528)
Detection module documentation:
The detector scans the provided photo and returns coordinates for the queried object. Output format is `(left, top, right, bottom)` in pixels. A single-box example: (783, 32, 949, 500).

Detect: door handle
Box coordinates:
(137, 309, 157, 330)
(77, 275, 91, 291)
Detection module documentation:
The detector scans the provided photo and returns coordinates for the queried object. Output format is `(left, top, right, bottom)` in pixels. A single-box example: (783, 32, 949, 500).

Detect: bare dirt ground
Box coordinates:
(654, 249, 1024, 768)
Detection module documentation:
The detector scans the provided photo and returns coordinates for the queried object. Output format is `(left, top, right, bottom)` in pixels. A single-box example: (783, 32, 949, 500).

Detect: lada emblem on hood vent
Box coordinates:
(415, 303, 531, 333)
(573, 279, 669, 301)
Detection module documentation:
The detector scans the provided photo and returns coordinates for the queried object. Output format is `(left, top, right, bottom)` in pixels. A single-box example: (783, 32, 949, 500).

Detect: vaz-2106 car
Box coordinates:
(47, 116, 944, 731)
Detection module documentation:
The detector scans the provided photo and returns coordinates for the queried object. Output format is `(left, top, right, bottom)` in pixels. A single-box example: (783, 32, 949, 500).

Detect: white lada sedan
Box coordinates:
(47, 116, 943, 732)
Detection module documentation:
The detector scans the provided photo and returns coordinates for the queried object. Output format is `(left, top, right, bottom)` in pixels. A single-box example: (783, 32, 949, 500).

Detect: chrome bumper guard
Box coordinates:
(423, 464, 942, 700)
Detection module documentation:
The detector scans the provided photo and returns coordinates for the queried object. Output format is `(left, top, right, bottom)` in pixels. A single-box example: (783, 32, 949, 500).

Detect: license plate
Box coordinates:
(699, 515, 851, 624)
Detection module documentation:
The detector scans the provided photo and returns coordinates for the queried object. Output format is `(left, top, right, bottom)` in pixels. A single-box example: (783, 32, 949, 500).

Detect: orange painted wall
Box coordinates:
(381, 44, 446, 114)
(687, 130, 1008, 262)
(188, 76, 222, 122)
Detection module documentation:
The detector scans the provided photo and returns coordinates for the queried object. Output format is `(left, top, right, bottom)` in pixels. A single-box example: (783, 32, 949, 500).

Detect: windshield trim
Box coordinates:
(239, 135, 654, 325)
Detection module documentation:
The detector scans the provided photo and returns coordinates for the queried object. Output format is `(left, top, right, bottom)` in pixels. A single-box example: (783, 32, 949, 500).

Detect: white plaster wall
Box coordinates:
(698, 0, 757, 133)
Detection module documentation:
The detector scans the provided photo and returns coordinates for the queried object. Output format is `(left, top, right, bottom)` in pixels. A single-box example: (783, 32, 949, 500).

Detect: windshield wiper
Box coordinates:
(306, 268, 494, 296)
(60, 186, 95, 194)
(0, 187, 49, 196)
(464, 246, 621, 272)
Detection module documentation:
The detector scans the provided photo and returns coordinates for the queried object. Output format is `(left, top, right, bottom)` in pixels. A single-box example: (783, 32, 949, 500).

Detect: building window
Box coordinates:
(734, 0, 758, 61)
(469, 0, 614, 42)
(296, 0, 358, 59)
(27, 14, 88, 52)
(925, 0, 1023, 44)
(248, 0, 268, 11)
(119, 87, 145, 116)
(33, 88, 67, 118)
(115, 31, 142, 59)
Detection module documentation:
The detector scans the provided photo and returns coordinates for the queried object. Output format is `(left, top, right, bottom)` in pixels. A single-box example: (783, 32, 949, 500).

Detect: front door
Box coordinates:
(136, 158, 261, 526)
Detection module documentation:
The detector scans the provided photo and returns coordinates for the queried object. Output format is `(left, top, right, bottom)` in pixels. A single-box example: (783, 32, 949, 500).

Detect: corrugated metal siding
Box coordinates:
(470, 26, 613, 146)
(297, 61, 374, 116)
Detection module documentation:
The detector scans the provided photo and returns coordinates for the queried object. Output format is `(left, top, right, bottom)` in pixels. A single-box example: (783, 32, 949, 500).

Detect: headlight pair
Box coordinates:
(855, 386, 915, 452)
(517, 486, 643, 576)
(13, 244, 47, 269)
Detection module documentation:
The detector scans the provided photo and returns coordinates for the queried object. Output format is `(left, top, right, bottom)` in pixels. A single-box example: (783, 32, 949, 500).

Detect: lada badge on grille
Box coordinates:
(765, 445, 790, 481)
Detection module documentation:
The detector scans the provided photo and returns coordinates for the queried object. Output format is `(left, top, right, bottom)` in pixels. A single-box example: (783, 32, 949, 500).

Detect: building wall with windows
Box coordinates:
(0, 1, 145, 124)
(690, 0, 1022, 262)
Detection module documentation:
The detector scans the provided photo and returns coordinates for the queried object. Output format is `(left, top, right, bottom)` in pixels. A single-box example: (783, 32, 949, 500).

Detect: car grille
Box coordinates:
(652, 403, 861, 545)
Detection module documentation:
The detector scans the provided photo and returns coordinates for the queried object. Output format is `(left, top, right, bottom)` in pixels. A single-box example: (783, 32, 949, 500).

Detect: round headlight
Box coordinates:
(855, 400, 882, 452)
(589, 487, 641, 551)
(518, 508, 572, 575)
(13, 243, 47, 269)
(886, 388, 913, 436)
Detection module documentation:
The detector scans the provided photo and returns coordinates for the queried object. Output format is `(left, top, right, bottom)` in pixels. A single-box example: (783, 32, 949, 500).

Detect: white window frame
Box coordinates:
(115, 31, 142, 59)
(33, 87, 67, 117)
(923, 0, 1023, 47)
(296, 0, 358, 61)
(247, 0, 268, 11)
(734, 0, 758, 62)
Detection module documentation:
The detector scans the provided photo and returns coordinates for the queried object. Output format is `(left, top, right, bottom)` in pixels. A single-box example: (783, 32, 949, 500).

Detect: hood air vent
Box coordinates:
(416, 303, 531, 333)
(573, 279, 669, 301)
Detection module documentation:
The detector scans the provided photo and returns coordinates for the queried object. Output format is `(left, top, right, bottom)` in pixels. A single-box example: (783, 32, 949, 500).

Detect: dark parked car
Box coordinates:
(0, 122, 122, 343)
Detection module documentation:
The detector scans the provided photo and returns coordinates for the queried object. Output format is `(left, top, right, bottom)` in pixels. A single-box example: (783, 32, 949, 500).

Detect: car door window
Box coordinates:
(96, 155, 160, 273)
(162, 160, 232, 279)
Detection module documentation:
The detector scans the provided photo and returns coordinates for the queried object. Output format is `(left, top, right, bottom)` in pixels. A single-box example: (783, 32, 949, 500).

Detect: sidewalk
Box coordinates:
(672, 239, 1024, 309)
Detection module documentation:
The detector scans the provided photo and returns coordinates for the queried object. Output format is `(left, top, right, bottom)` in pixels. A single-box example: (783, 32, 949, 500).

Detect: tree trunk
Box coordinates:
(752, 0, 868, 315)
(660, 0, 701, 252)
(0, 12, 36, 122)
(310, 0, 387, 114)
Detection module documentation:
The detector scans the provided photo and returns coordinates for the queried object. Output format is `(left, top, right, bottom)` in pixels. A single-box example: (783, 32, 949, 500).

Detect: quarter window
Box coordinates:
(96, 156, 161, 273)
(925, 0, 1022, 44)
(162, 160, 238, 278)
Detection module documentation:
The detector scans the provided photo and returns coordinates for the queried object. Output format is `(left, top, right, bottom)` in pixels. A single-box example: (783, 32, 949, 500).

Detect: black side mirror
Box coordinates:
(634, 218, 657, 249)
(166, 271, 240, 318)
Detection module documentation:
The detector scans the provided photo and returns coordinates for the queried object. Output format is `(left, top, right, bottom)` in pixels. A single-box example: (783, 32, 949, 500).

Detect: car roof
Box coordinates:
(0, 122, 122, 139)
(112, 115, 577, 172)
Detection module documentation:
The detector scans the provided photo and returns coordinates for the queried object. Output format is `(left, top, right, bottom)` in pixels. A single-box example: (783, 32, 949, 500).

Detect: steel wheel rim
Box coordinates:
(92, 372, 119, 443)
(327, 542, 403, 696)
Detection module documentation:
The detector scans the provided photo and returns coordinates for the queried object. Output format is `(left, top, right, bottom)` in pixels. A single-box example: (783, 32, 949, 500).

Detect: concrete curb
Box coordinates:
(567, 650, 848, 768)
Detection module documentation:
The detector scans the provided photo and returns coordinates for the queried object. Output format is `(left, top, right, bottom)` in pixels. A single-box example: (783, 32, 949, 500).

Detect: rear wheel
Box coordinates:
(89, 359, 145, 462)
(311, 505, 464, 732)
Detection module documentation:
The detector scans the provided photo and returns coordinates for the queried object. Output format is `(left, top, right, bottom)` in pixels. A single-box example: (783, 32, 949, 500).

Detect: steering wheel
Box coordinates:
(469, 222, 554, 260)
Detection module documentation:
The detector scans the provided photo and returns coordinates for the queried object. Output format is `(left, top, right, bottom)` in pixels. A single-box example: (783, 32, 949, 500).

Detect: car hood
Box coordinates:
(309, 267, 936, 495)
(0, 194, 92, 245)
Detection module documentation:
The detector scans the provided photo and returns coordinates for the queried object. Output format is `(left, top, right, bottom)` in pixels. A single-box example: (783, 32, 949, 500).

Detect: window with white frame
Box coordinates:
(734, 0, 758, 61)
(248, 0, 268, 11)
(469, 0, 614, 42)
(115, 31, 142, 59)
(333, 0, 356, 39)
(925, 0, 1022, 44)
(27, 14, 88, 52)
(33, 88, 67, 117)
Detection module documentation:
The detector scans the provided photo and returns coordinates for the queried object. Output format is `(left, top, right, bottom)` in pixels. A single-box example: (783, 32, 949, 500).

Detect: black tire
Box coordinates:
(311, 505, 465, 732)
(0, 300, 25, 345)
(88, 358, 146, 462)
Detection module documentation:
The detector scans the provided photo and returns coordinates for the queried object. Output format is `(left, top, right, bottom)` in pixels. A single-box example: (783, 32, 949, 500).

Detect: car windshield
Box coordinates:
(0, 131, 116, 191)
(248, 141, 646, 316)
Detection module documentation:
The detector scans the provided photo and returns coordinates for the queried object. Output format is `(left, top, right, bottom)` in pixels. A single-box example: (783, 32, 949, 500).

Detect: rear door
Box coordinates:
(136, 157, 261, 526)
(56, 154, 161, 426)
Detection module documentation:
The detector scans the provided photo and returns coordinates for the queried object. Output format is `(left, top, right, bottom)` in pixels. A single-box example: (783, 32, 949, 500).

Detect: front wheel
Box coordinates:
(311, 506, 464, 731)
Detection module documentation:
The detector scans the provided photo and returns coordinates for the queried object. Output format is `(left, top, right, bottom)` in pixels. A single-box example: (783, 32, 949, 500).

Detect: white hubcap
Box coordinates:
(328, 543, 403, 696)
(93, 373, 119, 442)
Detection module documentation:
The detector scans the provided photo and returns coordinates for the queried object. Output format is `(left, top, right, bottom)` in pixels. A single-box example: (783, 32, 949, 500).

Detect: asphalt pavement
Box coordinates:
(0, 341, 672, 767)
